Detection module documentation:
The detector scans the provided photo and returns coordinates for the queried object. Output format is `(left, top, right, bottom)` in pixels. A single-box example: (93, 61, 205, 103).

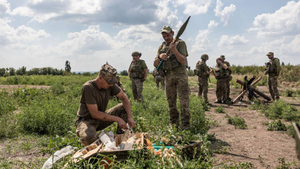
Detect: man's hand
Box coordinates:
(118, 118, 128, 130)
(159, 53, 168, 61)
(140, 79, 146, 82)
(127, 117, 135, 128)
(169, 42, 176, 53)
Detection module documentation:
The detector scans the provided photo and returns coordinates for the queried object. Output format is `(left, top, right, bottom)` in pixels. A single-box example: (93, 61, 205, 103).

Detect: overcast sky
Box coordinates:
(1, 0, 300, 72)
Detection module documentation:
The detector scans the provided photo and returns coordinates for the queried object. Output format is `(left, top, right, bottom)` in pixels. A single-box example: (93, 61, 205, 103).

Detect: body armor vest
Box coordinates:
(159, 40, 187, 71)
(129, 60, 145, 79)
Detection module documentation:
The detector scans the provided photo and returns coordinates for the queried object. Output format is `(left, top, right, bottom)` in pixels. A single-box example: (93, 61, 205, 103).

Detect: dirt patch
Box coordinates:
(0, 85, 51, 92)
(191, 84, 300, 168)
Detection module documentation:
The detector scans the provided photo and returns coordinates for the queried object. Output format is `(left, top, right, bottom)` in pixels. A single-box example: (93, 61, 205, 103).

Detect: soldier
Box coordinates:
(128, 51, 148, 101)
(194, 54, 212, 103)
(152, 68, 165, 90)
(213, 58, 231, 103)
(220, 55, 232, 101)
(265, 52, 281, 100)
(76, 63, 135, 146)
(153, 25, 190, 130)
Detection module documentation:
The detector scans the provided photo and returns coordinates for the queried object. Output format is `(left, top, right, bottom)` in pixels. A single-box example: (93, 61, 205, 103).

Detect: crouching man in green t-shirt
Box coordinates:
(76, 63, 135, 146)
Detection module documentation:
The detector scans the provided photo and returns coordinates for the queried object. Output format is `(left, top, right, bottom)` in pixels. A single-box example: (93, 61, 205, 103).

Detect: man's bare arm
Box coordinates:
(116, 90, 135, 128)
(87, 104, 127, 129)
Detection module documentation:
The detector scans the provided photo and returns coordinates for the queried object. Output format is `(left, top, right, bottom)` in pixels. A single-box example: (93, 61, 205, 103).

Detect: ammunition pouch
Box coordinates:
(201, 72, 207, 79)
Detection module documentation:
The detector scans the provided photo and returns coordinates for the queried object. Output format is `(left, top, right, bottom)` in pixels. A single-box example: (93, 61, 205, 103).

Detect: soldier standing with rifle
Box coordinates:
(128, 51, 148, 102)
(153, 25, 190, 130)
(194, 54, 212, 104)
(265, 52, 281, 100)
(220, 55, 232, 102)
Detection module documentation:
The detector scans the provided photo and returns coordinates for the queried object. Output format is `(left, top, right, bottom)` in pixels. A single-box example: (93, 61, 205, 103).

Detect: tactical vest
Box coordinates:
(214, 64, 228, 79)
(129, 60, 145, 79)
(195, 61, 209, 78)
(268, 58, 281, 75)
(159, 40, 187, 71)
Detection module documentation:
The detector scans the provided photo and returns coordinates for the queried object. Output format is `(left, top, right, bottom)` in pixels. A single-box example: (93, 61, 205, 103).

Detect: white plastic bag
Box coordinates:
(42, 145, 77, 169)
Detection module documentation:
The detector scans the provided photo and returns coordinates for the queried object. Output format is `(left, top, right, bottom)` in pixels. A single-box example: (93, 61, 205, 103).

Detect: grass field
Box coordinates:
(0, 72, 299, 168)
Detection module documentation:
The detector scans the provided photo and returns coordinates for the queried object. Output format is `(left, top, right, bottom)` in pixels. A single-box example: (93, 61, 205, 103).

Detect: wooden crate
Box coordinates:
(72, 133, 145, 163)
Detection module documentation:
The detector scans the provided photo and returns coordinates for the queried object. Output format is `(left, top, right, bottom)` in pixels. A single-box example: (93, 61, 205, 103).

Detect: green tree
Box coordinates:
(120, 70, 128, 76)
(8, 67, 15, 76)
(16, 66, 27, 75)
(65, 60, 71, 73)
(0, 68, 5, 76)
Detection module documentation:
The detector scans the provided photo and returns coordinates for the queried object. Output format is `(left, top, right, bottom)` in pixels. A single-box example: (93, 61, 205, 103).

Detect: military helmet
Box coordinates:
(220, 55, 225, 59)
(132, 51, 142, 57)
(201, 54, 209, 60)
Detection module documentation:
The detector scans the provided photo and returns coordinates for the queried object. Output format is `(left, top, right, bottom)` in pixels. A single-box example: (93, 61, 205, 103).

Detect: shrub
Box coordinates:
(285, 89, 294, 97)
(261, 100, 300, 121)
(18, 97, 75, 136)
(267, 120, 287, 131)
(0, 91, 16, 115)
(215, 106, 225, 113)
(226, 114, 247, 129)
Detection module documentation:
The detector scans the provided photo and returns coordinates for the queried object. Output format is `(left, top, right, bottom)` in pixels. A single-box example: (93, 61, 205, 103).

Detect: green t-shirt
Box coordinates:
(77, 79, 121, 119)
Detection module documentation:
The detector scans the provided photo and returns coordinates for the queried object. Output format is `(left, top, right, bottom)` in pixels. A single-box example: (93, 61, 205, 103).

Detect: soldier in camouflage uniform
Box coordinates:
(265, 52, 281, 100)
(194, 54, 212, 103)
(152, 68, 165, 90)
(220, 55, 232, 101)
(213, 58, 231, 103)
(153, 25, 190, 130)
(128, 51, 148, 102)
(76, 63, 135, 146)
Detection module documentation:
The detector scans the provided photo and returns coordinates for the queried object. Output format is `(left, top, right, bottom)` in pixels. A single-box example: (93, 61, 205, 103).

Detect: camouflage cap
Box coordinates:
(220, 55, 225, 59)
(161, 26, 173, 33)
(132, 51, 141, 56)
(99, 63, 117, 84)
(266, 52, 274, 56)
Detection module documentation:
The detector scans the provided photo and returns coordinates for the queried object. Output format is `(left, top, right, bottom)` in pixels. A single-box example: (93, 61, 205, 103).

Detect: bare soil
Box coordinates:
(190, 82, 300, 168)
(0, 85, 51, 90)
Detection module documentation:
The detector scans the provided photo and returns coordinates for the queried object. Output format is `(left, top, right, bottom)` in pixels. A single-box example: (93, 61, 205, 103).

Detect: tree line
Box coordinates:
(0, 61, 72, 77)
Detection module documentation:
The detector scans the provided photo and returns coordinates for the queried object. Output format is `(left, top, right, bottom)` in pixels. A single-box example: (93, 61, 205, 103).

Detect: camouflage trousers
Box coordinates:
(216, 77, 229, 102)
(198, 77, 208, 102)
(76, 103, 128, 146)
(165, 67, 190, 130)
(226, 76, 232, 99)
(131, 78, 144, 101)
(155, 75, 165, 90)
(268, 76, 280, 100)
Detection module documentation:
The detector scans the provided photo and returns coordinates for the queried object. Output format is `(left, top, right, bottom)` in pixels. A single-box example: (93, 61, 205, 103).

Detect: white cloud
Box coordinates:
(218, 35, 248, 48)
(214, 0, 236, 26)
(0, 0, 10, 14)
(249, 1, 300, 37)
(56, 25, 115, 55)
(11, 0, 157, 24)
(177, 0, 212, 15)
(280, 34, 300, 56)
(116, 25, 160, 43)
(0, 18, 50, 45)
(191, 20, 218, 53)
(155, 0, 179, 25)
